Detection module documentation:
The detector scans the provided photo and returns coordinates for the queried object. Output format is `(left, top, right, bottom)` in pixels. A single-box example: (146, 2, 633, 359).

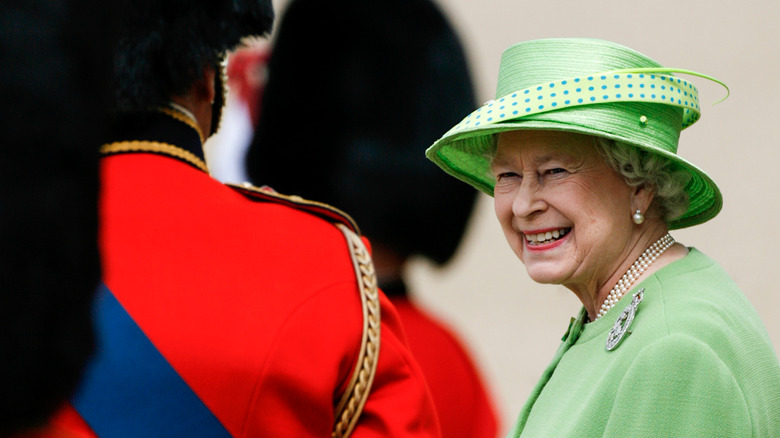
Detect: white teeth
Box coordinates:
(526, 228, 568, 245)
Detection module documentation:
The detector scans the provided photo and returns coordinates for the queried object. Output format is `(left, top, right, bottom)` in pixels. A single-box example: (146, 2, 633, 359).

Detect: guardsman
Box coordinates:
(48, 0, 441, 436)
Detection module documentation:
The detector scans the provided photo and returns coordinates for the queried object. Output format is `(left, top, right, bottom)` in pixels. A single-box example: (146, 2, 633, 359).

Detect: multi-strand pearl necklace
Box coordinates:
(595, 233, 675, 320)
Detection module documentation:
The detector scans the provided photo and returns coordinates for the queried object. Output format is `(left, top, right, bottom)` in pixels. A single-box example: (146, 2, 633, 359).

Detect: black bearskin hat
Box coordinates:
(0, 0, 115, 434)
(112, 0, 274, 112)
(246, 0, 478, 266)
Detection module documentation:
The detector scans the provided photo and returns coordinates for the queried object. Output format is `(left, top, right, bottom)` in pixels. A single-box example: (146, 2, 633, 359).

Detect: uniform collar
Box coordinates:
(100, 108, 209, 173)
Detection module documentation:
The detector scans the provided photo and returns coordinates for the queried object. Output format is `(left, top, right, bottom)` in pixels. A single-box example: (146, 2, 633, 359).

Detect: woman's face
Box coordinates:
(491, 130, 637, 290)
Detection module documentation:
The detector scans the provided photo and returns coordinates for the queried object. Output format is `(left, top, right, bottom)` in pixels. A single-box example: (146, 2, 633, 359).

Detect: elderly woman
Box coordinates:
(427, 38, 780, 437)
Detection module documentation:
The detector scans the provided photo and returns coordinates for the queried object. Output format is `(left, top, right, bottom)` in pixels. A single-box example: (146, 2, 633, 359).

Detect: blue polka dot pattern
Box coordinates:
(450, 72, 701, 134)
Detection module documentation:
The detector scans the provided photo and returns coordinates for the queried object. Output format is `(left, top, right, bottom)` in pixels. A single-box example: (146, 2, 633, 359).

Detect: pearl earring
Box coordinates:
(632, 209, 644, 224)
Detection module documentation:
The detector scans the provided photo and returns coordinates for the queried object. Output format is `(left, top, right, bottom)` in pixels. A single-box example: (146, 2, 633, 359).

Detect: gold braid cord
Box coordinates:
(100, 141, 209, 173)
(332, 224, 381, 438)
(158, 106, 205, 144)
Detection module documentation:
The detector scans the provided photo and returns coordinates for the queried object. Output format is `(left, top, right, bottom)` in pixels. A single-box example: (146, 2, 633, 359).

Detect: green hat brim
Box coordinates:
(426, 117, 722, 230)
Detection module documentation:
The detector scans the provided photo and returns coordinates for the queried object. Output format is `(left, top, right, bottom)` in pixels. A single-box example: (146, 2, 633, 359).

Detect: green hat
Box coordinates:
(425, 38, 724, 229)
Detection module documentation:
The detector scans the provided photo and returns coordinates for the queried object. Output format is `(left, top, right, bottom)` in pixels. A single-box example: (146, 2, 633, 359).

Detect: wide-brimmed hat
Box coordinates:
(425, 38, 723, 229)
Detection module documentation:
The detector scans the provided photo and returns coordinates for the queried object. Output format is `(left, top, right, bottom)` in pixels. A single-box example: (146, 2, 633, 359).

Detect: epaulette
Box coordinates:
(229, 182, 378, 438)
(226, 182, 360, 235)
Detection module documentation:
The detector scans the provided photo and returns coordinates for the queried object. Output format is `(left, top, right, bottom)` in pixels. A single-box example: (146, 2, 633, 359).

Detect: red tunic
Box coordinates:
(50, 111, 441, 437)
(391, 297, 499, 438)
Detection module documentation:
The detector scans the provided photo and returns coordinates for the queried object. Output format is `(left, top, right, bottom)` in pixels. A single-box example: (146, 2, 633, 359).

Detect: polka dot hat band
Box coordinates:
(425, 38, 728, 229)
(465, 71, 704, 130)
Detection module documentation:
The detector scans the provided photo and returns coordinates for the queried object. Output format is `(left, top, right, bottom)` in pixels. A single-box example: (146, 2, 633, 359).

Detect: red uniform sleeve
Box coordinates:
(242, 281, 441, 437)
(353, 292, 442, 437)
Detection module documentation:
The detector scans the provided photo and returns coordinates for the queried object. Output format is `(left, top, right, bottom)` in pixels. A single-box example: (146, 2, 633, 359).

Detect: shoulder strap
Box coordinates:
(332, 224, 381, 438)
(226, 182, 360, 234)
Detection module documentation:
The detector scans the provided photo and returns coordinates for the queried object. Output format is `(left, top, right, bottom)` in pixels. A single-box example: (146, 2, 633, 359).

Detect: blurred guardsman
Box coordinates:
(247, 0, 499, 436)
(47, 0, 441, 436)
(1, 0, 113, 436)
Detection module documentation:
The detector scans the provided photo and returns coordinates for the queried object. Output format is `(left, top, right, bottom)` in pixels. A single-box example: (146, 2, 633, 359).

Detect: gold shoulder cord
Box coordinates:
(332, 224, 381, 438)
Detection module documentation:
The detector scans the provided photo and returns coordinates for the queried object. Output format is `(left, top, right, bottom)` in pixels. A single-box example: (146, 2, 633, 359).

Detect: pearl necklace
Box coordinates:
(595, 233, 675, 320)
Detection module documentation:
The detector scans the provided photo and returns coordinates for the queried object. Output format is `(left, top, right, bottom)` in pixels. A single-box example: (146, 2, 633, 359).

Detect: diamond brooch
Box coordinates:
(606, 288, 644, 351)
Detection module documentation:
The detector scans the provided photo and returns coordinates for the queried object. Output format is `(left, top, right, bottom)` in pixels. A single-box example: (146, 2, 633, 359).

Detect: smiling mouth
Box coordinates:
(525, 228, 570, 246)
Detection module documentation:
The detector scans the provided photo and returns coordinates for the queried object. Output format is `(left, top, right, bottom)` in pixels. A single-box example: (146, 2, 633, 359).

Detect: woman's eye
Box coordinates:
(545, 168, 567, 176)
(496, 171, 521, 182)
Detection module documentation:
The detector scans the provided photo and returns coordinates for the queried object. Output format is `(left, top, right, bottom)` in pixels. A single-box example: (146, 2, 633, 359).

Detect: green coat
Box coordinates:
(510, 248, 780, 437)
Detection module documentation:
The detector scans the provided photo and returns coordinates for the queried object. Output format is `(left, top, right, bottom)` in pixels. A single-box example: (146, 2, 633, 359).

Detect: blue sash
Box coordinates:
(71, 283, 231, 437)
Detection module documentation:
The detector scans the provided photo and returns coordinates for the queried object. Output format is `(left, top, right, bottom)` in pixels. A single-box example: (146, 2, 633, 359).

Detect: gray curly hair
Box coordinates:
(593, 137, 690, 222)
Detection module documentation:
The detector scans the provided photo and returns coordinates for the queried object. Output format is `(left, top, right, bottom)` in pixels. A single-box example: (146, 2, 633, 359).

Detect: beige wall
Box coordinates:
(270, 1, 780, 434)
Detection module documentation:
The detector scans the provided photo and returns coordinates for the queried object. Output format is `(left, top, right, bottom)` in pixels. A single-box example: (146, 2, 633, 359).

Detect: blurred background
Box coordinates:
(208, 0, 780, 435)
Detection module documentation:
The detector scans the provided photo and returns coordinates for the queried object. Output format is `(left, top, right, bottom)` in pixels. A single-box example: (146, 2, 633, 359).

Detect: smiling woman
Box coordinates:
(426, 38, 780, 437)
(491, 130, 651, 313)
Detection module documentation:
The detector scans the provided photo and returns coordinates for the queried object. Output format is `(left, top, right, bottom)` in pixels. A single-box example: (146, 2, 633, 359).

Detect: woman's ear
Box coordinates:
(631, 183, 656, 216)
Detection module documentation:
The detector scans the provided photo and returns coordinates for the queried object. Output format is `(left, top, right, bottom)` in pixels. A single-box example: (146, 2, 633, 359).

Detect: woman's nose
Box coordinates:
(511, 178, 546, 218)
